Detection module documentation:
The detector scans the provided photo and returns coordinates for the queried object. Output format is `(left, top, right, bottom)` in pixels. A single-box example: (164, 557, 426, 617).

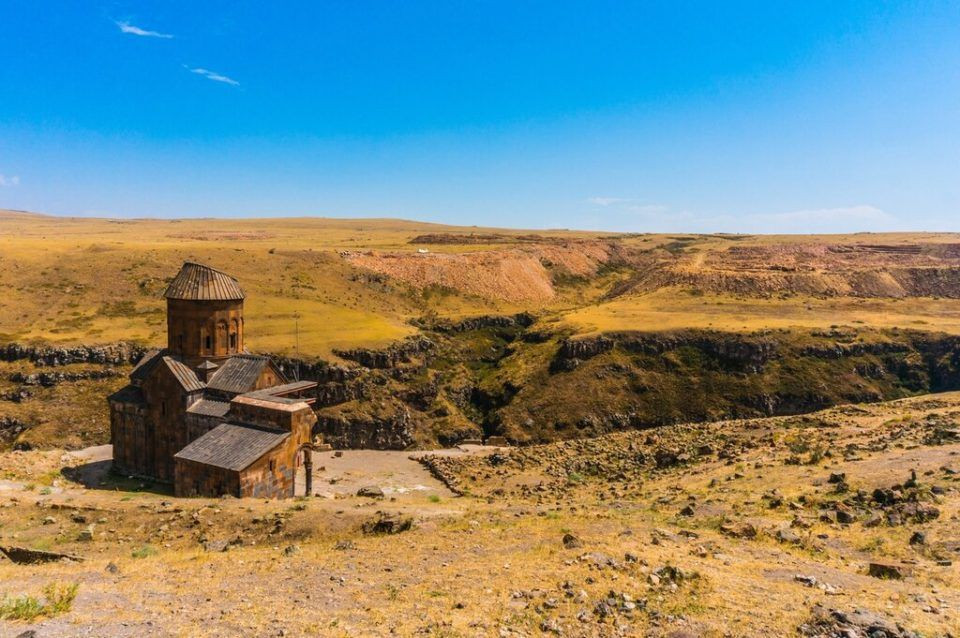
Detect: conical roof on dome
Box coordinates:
(163, 262, 245, 301)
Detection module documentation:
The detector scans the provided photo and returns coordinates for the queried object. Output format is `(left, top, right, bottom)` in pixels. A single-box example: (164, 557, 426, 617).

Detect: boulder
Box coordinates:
(562, 533, 583, 549)
(203, 539, 230, 553)
(776, 528, 801, 544)
(0, 545, 84, 564)
(868, 562, 908, 580)
(362, 513, 413, 535)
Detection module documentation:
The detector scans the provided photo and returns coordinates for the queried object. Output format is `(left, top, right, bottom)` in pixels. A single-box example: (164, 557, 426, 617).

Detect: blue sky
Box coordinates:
(1, 1, 958, 233)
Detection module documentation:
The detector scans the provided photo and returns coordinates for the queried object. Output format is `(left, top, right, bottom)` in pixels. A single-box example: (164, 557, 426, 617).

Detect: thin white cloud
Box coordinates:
(586, 197, 668, 215)
(760, 205, 895, 225)
(115, 20, 173, 39)
(0, 175, 20, 187)
(625, 203, 669, 215)
(587, 197, 629, 206)
(581, 200, 900, 234)
(187, 67, 240, 86)
(696, 205, 900, 234)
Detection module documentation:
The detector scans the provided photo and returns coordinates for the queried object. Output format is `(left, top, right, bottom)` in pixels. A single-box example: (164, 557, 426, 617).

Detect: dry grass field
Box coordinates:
(560, 292, 960, 336)
(3, 210, 960, 636)
(5, 209, 960, 358)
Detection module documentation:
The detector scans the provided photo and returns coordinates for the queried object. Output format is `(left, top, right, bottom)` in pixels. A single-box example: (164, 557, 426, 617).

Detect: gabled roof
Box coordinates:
(162, 356, 205, 392)
(108, 384, 144, 405)
(130, 349, 164, 384)
(243, 380, 318, 399)
(186, 398, 231, 418)
(206, 354, 283, 395)
(163, 262, 245, 301)
(173, 423, 289, 471)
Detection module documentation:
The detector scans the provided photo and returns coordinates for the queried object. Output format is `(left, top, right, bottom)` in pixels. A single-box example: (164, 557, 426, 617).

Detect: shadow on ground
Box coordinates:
(61, 460, 172, 495)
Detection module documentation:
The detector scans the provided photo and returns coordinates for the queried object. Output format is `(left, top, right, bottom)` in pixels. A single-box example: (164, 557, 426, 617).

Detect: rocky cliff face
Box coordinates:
(333, 336, 435, 369)
(263, 320, 960, 449)
(0, 342, 147, 366)
(496, 327, 960, 443)
(317, 408, 417, 450)
(4, 320, 960, 451)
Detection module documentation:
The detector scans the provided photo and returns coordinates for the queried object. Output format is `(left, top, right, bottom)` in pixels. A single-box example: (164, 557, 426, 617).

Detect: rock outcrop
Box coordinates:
(0, 342, 147, 366)
(317, 407, 416, 450)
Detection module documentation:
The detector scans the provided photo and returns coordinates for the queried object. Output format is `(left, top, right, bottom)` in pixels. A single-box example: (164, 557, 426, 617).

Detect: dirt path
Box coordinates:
(298, 445, 504, 498)
(301, 449, 454, 498)
(64, 443, 499, 500)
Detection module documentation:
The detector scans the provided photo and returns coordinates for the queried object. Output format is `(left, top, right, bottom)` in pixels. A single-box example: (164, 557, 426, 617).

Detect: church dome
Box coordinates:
(163, 262, 245, 301)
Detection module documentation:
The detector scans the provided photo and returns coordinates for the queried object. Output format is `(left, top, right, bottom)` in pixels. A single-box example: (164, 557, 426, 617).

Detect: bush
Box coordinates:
(0, 594, 44, 621)
(131, 544, 157, 559)
(43, 582, 79, 614)
(0, 582, 78, 621)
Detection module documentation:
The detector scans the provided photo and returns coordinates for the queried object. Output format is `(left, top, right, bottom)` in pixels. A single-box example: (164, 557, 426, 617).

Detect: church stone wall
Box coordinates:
(166, 298, 244, 364)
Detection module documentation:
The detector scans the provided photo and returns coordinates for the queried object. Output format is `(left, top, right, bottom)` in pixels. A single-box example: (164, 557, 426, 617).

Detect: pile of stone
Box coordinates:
(798, 604, 921, 638)
(9, 368, 121, 387)
(817, 471, 941, 527)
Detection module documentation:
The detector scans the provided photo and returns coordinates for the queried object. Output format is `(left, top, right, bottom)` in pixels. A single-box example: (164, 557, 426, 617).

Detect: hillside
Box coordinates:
(4, 210, 960, 355)
(2, 211, 960, 635)
(1, 392, 959, 636)
(3, 210, 960, 451)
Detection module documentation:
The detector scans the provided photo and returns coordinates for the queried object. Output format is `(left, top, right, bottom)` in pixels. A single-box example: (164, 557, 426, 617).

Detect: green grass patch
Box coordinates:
(131, 544, 157, 559)
(0, 582, 79, 621)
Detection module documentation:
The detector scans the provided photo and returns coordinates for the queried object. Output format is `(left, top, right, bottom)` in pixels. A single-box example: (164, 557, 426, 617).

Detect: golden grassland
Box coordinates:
(4, 210, 960, 357)
(0, 211, 477, 355)
(560, 290, 960, 335)
(0, 210, 621, 355)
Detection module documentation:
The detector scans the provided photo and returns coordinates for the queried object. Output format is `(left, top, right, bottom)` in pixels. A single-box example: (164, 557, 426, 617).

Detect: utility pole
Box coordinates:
(294, 311, 301, 381)
(304, 447, 312, 496)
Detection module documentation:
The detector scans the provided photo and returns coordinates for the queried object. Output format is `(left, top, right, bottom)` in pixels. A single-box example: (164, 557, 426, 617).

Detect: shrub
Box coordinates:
(43, 582, 79, 614)
(131, 544, 157, 559)
(0, 594, 45, 621)
(0, 582, 78, 621)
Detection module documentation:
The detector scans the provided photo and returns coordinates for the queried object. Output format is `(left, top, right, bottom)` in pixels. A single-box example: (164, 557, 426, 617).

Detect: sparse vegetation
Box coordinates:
(2, 212, 960, 635)
(0, 582, 78, 621)
(131, 544, 157, 559)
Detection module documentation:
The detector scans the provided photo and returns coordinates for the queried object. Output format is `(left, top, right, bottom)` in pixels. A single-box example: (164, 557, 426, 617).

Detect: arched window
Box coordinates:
(217, 320, 228, 352)
(229, 318, 239, 351)
(200, 324, 211, 353)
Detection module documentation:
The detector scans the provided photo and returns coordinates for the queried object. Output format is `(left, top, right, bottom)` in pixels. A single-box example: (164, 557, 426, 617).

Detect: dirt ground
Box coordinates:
(64, 444, 494, 500)
(300, 446, 504, 499)
(1, 394, 959, 637)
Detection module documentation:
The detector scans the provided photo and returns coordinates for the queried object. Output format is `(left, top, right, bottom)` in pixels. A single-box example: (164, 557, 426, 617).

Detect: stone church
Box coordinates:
(108, 262, 319, 498)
